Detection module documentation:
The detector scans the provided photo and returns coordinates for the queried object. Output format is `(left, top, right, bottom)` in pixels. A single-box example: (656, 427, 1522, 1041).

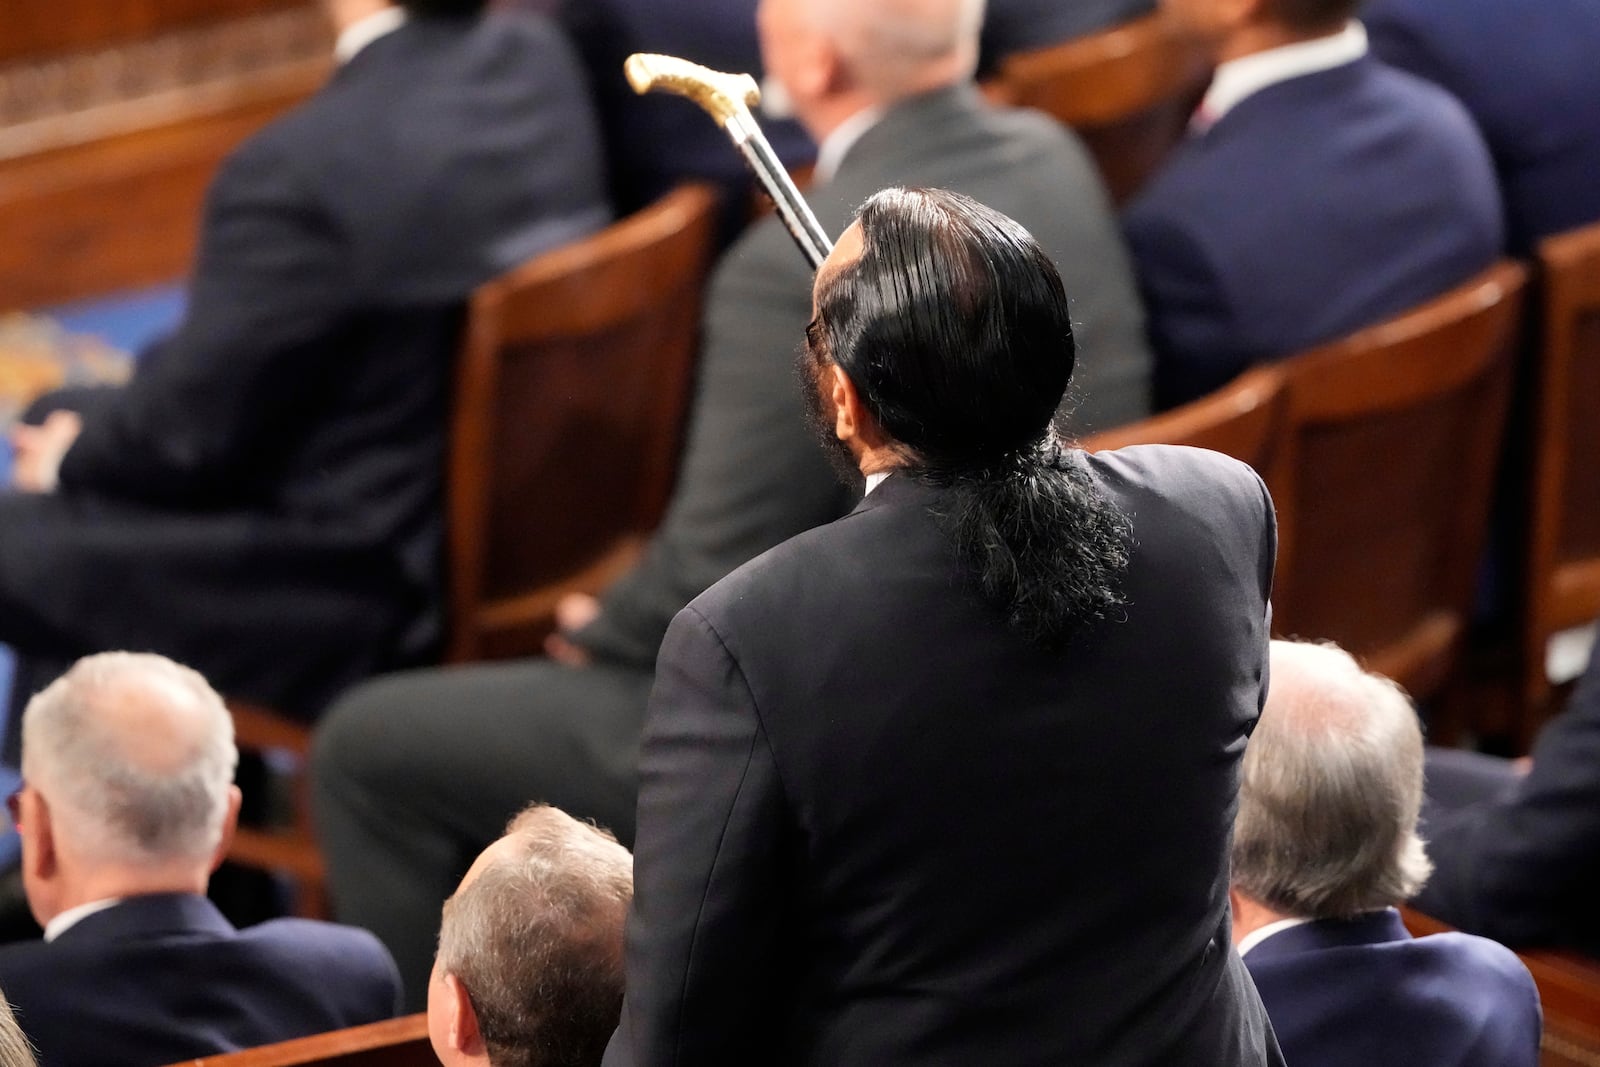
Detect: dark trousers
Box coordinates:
(309, 656, 652, 1010)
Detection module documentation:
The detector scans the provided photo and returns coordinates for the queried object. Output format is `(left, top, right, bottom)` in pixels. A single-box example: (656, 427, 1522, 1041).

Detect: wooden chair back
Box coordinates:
(445, 183, 720, 662)
(1523, 221, 1600, 715)
(1081, 364, 1282, 472)
(161, 1014, 434, 1067)
(1264, 262, 1528, 701)
(991, 12, 1211, 204)
(1402, 907, 1600, 1067)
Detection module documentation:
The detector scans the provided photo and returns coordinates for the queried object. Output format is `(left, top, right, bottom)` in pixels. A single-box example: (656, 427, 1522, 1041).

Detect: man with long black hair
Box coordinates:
(605, 187, 1283, 1065)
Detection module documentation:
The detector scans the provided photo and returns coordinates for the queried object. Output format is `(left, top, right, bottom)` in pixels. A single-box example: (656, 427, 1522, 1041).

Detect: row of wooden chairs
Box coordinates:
(226, 183, 723, 916)
(1086, 220, 1600, 739)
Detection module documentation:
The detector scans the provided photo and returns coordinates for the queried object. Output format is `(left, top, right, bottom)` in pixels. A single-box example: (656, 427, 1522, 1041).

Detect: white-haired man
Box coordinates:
(429, 805, 631, 1067)
(1232, 640, 1541, 1067)
(315, 0, 1153, 1005)
(0, 653, 400, 1067)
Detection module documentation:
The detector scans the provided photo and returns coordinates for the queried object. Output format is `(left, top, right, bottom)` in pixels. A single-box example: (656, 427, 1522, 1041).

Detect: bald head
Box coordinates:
(21, 652, 238, 868)
(759, 0, 984, 131)
(1231, 641, 1432, 919)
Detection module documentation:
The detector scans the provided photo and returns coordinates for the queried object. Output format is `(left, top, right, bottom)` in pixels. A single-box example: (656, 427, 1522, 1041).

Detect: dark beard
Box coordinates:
(794, 347, 866, 490)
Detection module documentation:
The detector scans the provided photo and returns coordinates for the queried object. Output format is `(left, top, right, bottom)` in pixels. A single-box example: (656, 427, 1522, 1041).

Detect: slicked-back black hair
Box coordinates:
(811, 187, 1131, 648)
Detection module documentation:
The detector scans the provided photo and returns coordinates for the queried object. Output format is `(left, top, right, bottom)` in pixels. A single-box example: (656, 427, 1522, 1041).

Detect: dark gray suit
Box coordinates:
(311, 85, 1152, 1007)
(606, 447, 1279, 1065)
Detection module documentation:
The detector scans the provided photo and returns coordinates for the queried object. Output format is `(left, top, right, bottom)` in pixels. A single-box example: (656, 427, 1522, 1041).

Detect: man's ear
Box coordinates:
(25, 791, 58, 883)
(208, 785, 243, 874)
(830, 364, 861, 443)
(445, 973, 488, 1058)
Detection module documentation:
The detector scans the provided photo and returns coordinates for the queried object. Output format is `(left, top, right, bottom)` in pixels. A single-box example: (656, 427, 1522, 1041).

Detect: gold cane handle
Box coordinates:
(624, 53, 762, 129)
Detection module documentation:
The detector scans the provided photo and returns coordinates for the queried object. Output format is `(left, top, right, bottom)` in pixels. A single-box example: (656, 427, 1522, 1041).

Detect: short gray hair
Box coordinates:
(436, 805, 632, 1067)
(1232, 640, 1433, 918)
(20, 652, 237, 867)
(0, 990, 36, 1067)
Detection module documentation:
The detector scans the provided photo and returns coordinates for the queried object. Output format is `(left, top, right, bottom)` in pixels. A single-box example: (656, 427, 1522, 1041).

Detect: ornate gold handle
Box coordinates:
(624, 53, 762, 129)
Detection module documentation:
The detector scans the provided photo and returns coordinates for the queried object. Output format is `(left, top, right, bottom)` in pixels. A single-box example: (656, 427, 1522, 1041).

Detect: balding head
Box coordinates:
(1231, 641, 1432, 920)
(431, 805, 632, 1067)
(759, 0, 984, 137)
(21, 652, 238, 868)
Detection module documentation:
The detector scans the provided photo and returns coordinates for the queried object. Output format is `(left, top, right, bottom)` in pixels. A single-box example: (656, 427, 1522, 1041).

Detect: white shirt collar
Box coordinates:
(814, 107, 888, 185)
(864, 471, 892, 496)
(1196, 22, 1368, 129)
(1237, 916, 1314, 957)
(43, 897, 123, 943)
(335, 7, 409, 65)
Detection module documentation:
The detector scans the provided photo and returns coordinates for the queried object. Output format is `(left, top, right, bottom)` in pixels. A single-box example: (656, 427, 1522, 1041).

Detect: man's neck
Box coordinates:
(324, 0, 396, 37)
(1218, 21, 1347, 64)
(1229, 889, 1295, 947)
(45, 867, 209, 925)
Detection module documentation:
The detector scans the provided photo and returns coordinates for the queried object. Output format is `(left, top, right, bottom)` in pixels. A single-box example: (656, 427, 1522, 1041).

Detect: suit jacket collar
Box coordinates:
(1197, 56, 1374, 143)
(1244, 908, 1411, 962)
(835, 84, 989, 179)
(52, 892, 236, 947)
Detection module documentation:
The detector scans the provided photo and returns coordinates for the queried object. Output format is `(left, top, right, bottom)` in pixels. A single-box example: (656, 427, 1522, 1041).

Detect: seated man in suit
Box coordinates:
(0, 0, 609, 726)
(0, 653, 401, 1067)
(313, 0, 1154, 1006)
(1124, 0, 1502, 407)
(1362, 0, 1600, 253)
(429, 805, 631, 1067)
(606, 187, 1280, 1065)
(1232, 639, 1541, 1067)
(1414, 635, 1600, 956)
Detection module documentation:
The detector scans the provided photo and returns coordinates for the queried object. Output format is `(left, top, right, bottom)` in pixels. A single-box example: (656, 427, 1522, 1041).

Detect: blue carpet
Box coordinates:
(46, 283, 186, 355)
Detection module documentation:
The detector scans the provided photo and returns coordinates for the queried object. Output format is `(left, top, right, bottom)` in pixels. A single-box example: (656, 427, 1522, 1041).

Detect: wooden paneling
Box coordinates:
(2, 0, 312, 64)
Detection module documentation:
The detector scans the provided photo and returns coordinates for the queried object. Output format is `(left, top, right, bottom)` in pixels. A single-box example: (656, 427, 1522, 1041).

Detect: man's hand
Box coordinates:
(10, 411, 83, 493)
(544, 592, 602, 667)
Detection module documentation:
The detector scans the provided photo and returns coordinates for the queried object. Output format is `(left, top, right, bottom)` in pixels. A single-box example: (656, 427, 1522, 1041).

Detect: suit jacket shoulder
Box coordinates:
(1245, 913, 1541, 1067)
(0, 896, 400, 1067)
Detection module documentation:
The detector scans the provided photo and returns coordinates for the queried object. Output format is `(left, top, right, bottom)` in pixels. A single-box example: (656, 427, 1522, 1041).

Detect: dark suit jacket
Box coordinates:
(1123, 56, 1502, 408)
(529, 0, 815, 218)
(576, 86, 1152, 669)
(0, 893, 402, 1067)
(1414, 646, 1600, 956)
(606, 446, 1281, 1065)
(1363, 0, 1600, 252)
(1244, 909, 1541, 1067)
(980, 0, 1156, 71)
(0, 13, 609, 716)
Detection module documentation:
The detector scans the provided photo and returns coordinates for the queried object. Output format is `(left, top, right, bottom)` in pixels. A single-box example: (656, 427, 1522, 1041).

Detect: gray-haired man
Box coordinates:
(1231, 640, 1540, 1067)
(428, 805, 631, 1067)
(0, 653, 400, 1067)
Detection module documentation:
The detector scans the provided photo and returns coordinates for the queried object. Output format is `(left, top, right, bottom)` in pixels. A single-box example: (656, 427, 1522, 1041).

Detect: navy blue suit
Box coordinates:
(1363, 0, 1600, 252)
(1416, 645, 1600, 956)
(1245, 910, 1541, 1067)
(0, 893, 402, 1067)
(1123, 56, 1502, 408)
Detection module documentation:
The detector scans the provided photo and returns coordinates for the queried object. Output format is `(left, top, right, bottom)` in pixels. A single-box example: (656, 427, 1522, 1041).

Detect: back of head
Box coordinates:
(437, 807, 633, 1067)
(21, 652, 238, 869)
(809, 0, 985, 101)
(1232, 641, 1433, 919)
(811, 187, 1130, 646)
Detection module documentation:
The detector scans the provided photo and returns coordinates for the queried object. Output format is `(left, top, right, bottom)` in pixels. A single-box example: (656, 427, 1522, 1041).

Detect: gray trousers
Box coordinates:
(310, 657, 653, 1010)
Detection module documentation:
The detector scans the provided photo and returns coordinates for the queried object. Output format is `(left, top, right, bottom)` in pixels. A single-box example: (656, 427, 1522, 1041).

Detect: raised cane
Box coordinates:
(624, 53, 835, 270)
